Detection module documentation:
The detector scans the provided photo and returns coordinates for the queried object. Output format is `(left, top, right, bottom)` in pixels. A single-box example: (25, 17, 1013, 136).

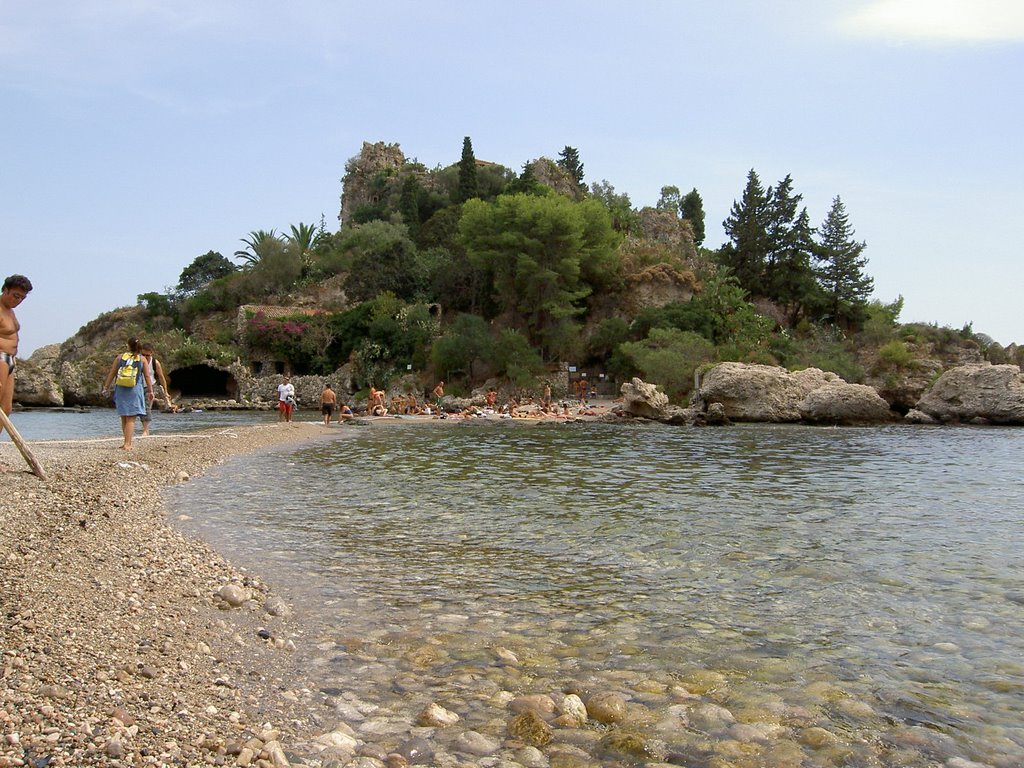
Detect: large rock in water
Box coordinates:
(695, 363, 838, 422)
(798, 381, 894, 425)
(696, 362, 893, 424)
(913, 364, 1024, 424)
(621, 377, 670, 419)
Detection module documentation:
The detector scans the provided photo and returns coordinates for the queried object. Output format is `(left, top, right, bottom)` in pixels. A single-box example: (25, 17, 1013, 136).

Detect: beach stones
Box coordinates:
(585, 691, 628, 723)
(508, 709, 553, 746)
(416, 701, 460, 727)
(216, 583, 249, 607)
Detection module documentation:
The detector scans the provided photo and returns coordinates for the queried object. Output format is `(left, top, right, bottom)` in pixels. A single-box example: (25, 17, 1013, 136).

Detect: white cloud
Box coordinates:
(839, 0, 1024, 43)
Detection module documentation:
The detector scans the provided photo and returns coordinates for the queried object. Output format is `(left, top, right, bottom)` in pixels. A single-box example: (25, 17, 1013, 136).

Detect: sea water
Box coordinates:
(168, 421, 1024, 767)
(3, 408, 279, 442)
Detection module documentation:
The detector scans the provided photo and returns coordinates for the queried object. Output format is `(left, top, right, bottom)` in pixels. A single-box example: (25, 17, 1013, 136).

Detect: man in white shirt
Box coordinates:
(277, 375, 296, 422)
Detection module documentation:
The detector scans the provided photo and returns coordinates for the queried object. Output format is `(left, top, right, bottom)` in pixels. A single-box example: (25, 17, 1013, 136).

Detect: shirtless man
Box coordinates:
(320, 383, 338, 426)
(432, 380, 444, 412)
(0, 275, 32, 438)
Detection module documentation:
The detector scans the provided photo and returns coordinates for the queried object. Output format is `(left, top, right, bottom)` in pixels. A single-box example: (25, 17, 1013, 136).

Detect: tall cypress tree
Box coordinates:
(680, 188, 706, 246)
(557, 146, 585, 191)
(456, 136, 478, 204)
(398, 174, 421, 238)
(815, 195, 873, 328)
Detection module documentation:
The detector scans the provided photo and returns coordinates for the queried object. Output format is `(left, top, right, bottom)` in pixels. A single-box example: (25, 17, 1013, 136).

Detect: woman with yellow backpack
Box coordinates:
(101, 337, 153, 450)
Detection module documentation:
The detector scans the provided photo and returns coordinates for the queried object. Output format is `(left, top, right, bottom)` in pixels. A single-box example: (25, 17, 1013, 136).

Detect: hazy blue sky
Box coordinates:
(3, 0, 1022, 356)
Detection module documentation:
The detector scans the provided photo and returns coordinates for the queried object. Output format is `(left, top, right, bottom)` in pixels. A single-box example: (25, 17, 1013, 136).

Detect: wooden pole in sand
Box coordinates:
(0, 408, 47, 480)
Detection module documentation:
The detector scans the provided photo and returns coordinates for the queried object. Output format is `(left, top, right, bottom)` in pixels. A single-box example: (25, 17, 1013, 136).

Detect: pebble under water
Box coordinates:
(170, 421, 1024, 767)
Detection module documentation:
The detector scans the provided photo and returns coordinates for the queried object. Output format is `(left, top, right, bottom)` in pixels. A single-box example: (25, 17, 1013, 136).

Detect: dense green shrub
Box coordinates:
(618, 328, 717, 402)
(877, 339, 914, 369)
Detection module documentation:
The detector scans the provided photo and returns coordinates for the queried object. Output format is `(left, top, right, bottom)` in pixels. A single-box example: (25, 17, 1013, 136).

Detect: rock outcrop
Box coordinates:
(694, 363, 895, 425)
(911, 364, 1024, 424)
(621, 378, 670, 419)
(797, 381, 895, 425)
(12, 357, 63, 407)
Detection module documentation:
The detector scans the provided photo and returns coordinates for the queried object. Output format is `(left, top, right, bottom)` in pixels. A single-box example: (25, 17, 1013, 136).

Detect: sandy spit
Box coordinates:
(1, 421, 342, 767)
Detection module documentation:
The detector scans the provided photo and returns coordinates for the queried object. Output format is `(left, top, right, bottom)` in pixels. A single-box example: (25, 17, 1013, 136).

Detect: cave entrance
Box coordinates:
(168, 365, 238, 399)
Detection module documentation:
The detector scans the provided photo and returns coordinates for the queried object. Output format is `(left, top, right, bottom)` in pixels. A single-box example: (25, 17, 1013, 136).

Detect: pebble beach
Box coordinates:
(0, 422, 335, 767)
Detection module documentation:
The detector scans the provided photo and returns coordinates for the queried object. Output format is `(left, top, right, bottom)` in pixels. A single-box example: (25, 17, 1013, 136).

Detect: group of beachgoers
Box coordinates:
(282, 374, 604, 425)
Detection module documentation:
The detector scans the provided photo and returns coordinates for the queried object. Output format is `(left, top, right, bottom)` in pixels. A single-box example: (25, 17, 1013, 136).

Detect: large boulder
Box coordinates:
(913, 364, 1024, 424)
(621, 377, 670, 419)
(798, 381, 895, 425)
(695, 363, 840, 422)
(13, 358, 64, 406)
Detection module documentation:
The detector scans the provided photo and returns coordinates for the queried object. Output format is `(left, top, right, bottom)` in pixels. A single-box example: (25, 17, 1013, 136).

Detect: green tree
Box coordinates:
(341, 221, 422, 303)
(814, 195, 874, 328)
(492, 329, 545, 387)
(459, 193, 616, 358)
(557, 146, 585, 192)
(719, 169, 771, 295)
(233, 229, 282, 267)
(680, 187, 706, 246)
(763, 175, 819, 323)
(618, 328, 717, 402)
(398, 174, 422, 237)
(245, 238, 303, 296)
(656, 185, 682, 214)
(585, 317, 631, 364)
(589, 179, 639, 234)
(177, 251, 236, 296)
(430, 313, 494, 380)
(285, 222, 317, 256)
(455, 136, 478, 204)
(505, 161, 544, 196)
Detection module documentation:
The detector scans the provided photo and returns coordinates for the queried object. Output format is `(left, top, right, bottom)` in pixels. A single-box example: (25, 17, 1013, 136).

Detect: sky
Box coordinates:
(2, 0, 1023, 356)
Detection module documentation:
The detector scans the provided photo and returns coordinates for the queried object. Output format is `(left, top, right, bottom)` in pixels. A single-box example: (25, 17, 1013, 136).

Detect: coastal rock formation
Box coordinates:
(12, 357, 63, 406)
(621, 377, 670, 419)
(695, 362, 895, 424)
(797, 381, 895, 425)
(695, 363, 839, 422)
(912, 363, 1024, 424)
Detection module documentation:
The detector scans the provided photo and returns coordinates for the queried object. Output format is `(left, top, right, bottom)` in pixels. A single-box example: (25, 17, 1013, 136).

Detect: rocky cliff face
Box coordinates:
(338, 141, 407, 226)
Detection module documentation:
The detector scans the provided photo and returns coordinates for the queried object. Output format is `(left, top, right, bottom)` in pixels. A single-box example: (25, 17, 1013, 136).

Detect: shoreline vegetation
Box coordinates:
(1, 422, 338, 767)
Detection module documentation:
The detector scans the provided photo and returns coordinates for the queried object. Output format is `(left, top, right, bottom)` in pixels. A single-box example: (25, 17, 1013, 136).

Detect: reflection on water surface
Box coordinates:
(171, 422, 1024, 767)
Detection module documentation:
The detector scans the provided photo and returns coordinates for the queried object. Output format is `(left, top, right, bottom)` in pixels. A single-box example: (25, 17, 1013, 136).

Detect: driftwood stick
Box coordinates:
(0, 408, 47, 480)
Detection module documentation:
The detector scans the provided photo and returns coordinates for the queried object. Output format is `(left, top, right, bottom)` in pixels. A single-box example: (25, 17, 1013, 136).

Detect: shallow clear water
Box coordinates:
(3, 407, 281, 442)
(169, 421, 1024, 766)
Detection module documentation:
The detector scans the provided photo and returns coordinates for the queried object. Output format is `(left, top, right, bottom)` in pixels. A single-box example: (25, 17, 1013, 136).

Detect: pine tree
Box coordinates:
(719, 169, 771, 295)
(763, 175, 818, 322)
(455, 136, 478, 204)
(814, 195, 873, 328)
(680, 188, 706, 246)
(557, 146, 585, 191)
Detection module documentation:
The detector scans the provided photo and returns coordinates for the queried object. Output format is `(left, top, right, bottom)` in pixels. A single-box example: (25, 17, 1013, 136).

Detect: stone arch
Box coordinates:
(169, 364, 238, 399)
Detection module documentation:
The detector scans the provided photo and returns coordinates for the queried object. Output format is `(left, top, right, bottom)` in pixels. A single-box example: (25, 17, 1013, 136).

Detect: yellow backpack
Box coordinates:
(115, 353, 140, 388)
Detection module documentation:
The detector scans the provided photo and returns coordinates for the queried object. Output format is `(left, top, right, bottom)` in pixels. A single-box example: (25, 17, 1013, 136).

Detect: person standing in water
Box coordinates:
(277, 375, 296, 422)
(0, 275, 32, 440)
(320, 382, 337, 426)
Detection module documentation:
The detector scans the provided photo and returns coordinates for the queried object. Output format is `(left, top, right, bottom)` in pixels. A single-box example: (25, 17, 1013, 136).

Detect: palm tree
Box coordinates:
(285, 222, 317, 257)
(234, 229, 281, 267)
